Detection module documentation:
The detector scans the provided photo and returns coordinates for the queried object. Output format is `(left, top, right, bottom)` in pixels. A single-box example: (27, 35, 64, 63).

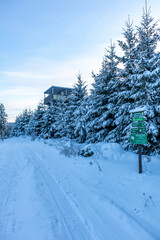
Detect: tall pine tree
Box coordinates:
(133, 3, 160, 154)
(0, 103, 8, 139)
(114, 17, 138, 148)
(87, 43, 119, 143)
(27, 101, 46, 137)
(65, 73, 87, 141)
(11, 108, 32, 136)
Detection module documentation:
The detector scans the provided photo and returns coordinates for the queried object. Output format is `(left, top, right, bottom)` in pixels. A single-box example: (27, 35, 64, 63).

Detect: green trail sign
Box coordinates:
(130, 133, 147, 144)
(130, 108, 147, 173)
(132, 122, 146, 128)
(132, 117, 145, 122)
(132, 112, 144, 118)
(131, 128, 146, 134)
(130, 109, 147, 145)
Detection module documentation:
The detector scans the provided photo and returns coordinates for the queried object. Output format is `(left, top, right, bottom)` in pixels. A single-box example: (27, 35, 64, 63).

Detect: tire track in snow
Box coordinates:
(29, 142, 157, 240)
(4, 139, 157, 240)
(24, 146, 94, 240)
(0, 141, 72, 240)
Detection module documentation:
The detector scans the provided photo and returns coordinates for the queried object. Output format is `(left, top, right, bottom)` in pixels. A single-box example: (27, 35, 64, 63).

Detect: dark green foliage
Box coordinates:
(65, 73, 88, 142)
(86, 43, 119, 143)
(0, 103, 8, 139)
(11, 3, 160, 155)
(11, 108, 32, 136)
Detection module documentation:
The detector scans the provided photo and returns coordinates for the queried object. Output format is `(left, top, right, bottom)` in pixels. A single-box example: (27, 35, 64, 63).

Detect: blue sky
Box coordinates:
(0, 0, 160, 121)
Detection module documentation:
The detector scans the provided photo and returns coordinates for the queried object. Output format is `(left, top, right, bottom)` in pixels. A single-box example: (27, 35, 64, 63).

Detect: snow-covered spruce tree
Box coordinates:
(86, 43, 119, 143)
(11, 114, 23, 136)
(113, 17, 138, 148)
(5, 123, 13, 138)
(65, 74, 87, 141)
(23, 109, 33, 135)
(25, 114, 35, 136)
(74, 97, 88, 143)
(0, 103, 8, 139)
(40, 104, 58, 139)
(54, 97, 69, 138)
(20, 108, 33, 135)
(27, 101, 46, 137)
(131, 4, 160, 154)
(11, 108, 32, 136)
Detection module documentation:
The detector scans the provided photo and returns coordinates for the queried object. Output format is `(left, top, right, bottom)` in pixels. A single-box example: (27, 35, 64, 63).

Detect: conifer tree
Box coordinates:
(21, 108, 33, 135)
(54, 98, 68, 138)
(11, 108, 32, 136)
(27, 101, 46, 137)
(11, 114, 23, 136)
(65, 73, 87, 140)
(0, 103, 8, 139)
(135, 2, 160, 106)
(114, 17, 138, 148)
(40, 104, 58, 139)
(87, 43, 119, 143)
(132, 3, 160, 154)
(74, 98, 88, 143)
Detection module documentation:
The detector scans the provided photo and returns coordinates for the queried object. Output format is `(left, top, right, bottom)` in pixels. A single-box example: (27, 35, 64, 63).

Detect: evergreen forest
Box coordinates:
(1, 5, 160, 155)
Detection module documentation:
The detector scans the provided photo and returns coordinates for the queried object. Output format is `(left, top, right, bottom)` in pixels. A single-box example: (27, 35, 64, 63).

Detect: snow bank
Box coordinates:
(1, 138, 160, 240)
(81, 142, 127, 161)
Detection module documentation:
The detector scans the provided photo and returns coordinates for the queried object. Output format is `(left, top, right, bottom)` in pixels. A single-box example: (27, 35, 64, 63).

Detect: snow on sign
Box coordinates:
(132, 111, 144, 118)
(132, 112, 145, 122)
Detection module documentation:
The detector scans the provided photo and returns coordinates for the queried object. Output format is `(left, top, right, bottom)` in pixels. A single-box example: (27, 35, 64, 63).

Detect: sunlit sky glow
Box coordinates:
(0, 0, 160, 122)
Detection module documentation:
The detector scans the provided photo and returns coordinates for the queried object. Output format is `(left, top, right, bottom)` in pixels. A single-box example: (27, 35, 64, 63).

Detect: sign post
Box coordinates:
(129, 108, 147, 174)
(138, 145, 142, 174)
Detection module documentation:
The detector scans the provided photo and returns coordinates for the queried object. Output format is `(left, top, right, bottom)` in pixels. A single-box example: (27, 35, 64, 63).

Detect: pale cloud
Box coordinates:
(4, 37, 160, 122)
(0, 87, 40, 97)
(7, 98, 41, 110)
(3, 97, 42, 123)
(0, 71, 46, 79)
(1, 43, 106, 122)
(1, 43, 105, 87)
(0, 86, 44, 122)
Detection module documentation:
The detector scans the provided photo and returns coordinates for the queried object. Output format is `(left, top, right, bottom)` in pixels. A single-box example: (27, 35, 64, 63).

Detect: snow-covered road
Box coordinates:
(0, 138, 159, 240)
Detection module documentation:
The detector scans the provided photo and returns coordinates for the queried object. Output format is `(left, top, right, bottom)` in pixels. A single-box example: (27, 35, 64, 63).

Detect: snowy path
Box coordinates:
(0, 138, 159, 240)
(0, 139, 92, 240)
(24, 146, 93, 240)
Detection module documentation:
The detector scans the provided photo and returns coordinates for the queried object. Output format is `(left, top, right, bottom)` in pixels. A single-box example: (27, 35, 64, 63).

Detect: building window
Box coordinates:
(53, 94, 61, 100)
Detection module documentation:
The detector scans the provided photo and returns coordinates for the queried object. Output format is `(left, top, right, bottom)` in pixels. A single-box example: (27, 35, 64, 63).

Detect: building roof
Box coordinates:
(44, 86, 73, 95)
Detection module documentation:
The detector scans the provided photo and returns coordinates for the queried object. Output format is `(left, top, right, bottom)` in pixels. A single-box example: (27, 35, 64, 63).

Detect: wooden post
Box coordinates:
(138, 144, 142, 173)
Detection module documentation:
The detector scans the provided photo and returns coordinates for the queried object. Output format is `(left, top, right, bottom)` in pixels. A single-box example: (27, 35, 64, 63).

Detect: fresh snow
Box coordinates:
(0, 137, 160, 240)
(130, 106, 147, 113)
